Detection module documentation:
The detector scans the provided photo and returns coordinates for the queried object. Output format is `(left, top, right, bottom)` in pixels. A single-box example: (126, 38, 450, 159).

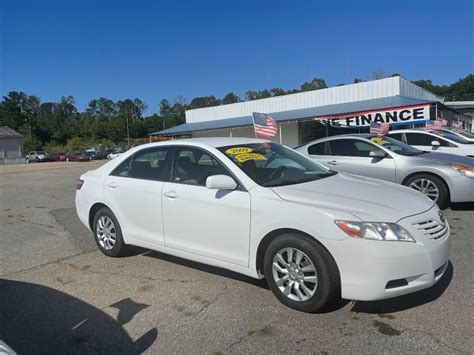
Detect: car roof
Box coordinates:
(301, 133, 376, 145)
(134, 137, 271, 150)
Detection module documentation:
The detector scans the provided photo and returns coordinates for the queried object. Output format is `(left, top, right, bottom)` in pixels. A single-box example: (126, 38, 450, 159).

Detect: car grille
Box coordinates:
(412, 219, 449, 241)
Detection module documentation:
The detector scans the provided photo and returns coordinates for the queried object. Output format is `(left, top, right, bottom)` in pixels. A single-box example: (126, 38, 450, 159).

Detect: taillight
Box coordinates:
(76, 179, 84, 190)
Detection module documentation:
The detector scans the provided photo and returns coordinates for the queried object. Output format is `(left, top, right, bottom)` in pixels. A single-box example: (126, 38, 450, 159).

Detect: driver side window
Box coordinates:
(174, 147, 229, 186)
(328, 139, 380, 157)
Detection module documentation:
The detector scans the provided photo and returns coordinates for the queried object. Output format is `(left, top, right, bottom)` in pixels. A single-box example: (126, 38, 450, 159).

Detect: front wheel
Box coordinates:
(26, 158, 30, 163)
(404, 174, 448, 208)
(92, 207, 128, 257)
(263, 234, 340, 313)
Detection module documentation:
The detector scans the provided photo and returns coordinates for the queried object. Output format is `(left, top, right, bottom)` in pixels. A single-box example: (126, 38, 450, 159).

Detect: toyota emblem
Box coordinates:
(438, 210, 446, 224)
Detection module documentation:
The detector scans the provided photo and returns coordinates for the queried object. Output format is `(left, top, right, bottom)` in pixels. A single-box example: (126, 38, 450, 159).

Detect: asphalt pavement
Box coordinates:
(0, 161, 473, 354)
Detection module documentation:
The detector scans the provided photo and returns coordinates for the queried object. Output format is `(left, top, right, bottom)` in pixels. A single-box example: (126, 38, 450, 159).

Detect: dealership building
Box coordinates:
(151, 77, 472, 147)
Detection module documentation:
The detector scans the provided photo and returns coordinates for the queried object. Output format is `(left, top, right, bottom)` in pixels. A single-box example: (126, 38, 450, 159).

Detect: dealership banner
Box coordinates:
(314, 104, 430, 127)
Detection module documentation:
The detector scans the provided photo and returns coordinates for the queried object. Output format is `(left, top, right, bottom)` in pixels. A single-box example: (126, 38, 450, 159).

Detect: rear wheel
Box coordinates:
(404, 174, 448, 208)
(263, 233, 340, 313)
(93, 207, 128, 257)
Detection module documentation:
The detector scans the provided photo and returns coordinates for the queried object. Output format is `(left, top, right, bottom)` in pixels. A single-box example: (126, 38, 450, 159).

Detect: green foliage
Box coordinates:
(1, 75, 472, 150)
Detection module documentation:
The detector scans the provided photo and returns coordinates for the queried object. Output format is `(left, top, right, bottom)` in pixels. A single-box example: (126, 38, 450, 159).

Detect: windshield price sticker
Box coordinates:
(371, 137, 390, 145)
(235, 153, 267, 163)
(226, 147, 253, 155)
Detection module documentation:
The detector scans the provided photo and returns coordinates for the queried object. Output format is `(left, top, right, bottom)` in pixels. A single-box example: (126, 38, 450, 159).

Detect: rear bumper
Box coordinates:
(75, 196, 91, 231)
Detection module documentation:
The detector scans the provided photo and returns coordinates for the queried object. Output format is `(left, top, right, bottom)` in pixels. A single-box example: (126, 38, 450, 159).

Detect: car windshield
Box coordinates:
(218, 143, 336, 187)
(449, 128, 474, 139)
(369, 136, 425, 156)
(430, 130, 472, 144)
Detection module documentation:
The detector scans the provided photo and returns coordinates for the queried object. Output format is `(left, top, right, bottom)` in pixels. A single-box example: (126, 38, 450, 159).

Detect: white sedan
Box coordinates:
(75, 138, 450, 312)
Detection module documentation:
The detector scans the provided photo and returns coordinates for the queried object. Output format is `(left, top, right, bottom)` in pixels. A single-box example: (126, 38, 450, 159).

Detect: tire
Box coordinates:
(92, 207, 128, 257)
(36, 157, 39, 163)
(66, 157, 69, 162)
(26, 158, 30, 163)
(404, 174, 449, 208)
(263, 233, 340, 313)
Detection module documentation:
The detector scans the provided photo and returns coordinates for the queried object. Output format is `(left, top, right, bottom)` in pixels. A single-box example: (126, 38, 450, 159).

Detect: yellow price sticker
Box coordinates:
(226, 147, 253, 155)
(371, 137, 390, 145)
(235, 153, 267, 163)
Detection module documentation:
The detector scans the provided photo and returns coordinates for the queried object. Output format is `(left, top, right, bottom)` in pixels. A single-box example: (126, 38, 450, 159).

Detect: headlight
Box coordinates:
(335, 220, 415, 242)
(450, 163, 474, 178)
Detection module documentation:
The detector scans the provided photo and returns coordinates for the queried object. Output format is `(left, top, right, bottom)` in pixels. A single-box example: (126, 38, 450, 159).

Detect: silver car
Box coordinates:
(296, 134, 474, 207)
(25, 151, 52, 163)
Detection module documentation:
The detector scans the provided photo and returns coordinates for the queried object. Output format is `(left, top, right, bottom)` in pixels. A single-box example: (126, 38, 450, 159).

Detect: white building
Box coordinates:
(151, 77, 472, 147)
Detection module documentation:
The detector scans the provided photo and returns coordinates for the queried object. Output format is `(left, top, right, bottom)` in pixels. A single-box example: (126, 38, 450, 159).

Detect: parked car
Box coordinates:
(441, 128, 474, 143)
(296, 134, 474, 207)
(76, 138, 450, 313)
(51, 152, 67, 161)
(25, 151, 52, 163)
(388, 128, 474, 157)
(85, 151, 107, 160)
(107, 147, 127, 160)
(66, 152, 91, 162)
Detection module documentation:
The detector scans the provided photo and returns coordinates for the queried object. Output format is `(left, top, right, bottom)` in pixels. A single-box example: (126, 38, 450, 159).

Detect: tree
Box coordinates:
(299, 78, 327, 92)
(270, 88, 286, 97)
(372, 69, 386, 80)
(222, 92, 240, 104)
(86, 98, 116, 119)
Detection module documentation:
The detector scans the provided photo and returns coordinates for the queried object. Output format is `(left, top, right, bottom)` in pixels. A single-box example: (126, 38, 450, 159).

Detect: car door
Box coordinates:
(162, 146, 251, 267)
(404, 132, 457, 154)
(326, 138, 396, 182)
(304, 141, 329, 166)
(103, 146, 172, 246)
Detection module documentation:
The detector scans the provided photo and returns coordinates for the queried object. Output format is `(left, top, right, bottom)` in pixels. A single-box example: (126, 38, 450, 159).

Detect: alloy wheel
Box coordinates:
(272, 247, 318, 302)
(96, 216, 117, 250)
(409, 178, 439, 202)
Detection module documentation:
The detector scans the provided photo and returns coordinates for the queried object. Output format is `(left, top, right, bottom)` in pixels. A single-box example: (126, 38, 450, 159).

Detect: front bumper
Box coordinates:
(324, 207, 451, 301)
(447, 174, 474, 202)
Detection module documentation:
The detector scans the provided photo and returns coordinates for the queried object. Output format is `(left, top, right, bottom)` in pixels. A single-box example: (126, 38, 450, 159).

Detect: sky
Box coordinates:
(0, 0, 473, 113)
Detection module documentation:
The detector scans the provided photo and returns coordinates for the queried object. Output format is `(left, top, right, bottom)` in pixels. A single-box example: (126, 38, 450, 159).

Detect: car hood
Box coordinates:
(271, 173, 434, 223)
(412, 152, 474, 167)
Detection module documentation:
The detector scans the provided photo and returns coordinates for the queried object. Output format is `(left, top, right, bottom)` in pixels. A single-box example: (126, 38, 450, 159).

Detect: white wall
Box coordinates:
(186, 77, 442, 124)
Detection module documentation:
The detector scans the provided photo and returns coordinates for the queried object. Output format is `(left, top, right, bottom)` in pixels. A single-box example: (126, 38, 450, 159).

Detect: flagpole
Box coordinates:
(279, 123, 283, 144)
(252, 112, 257, 139)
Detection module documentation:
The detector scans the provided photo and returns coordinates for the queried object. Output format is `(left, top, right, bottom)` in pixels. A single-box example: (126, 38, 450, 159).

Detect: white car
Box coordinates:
(75, 138, 450, 312)
(107, 152, 121, 160)
(389, 128, 474, 157)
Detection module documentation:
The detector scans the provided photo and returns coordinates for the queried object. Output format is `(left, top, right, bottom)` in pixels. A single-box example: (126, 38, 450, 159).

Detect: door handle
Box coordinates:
(327, 160, 339, 166)
(106, 182, 118, 189)
(164, 191, 179, 199)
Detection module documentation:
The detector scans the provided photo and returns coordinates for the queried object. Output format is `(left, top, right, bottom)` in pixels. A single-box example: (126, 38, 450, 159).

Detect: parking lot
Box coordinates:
(0, 161, 473, 354)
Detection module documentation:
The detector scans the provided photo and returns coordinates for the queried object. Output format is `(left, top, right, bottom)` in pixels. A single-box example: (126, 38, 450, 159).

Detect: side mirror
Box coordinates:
(206, 175, 237, 190)
(431, 140, 441, 147)
(369, 150, 386, 158)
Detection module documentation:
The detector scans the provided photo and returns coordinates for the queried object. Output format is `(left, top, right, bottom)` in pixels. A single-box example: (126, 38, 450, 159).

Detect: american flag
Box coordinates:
(452, 121, 463, 129)
(252, 112, 278, 138)
(426, 120, 443, 130)
(370, 121, 390, 135)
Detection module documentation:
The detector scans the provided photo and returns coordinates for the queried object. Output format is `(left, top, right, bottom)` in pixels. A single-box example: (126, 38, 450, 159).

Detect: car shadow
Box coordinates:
(449, 202, 474, 211)
(350, 261, 453, 314)
(0, 279, 157, 354)
(142, 250, 269, 290)
(142, 251, 351, 312)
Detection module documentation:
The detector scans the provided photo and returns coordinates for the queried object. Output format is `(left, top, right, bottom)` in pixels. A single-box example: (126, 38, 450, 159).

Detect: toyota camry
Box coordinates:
(75, 138, 450, 312)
